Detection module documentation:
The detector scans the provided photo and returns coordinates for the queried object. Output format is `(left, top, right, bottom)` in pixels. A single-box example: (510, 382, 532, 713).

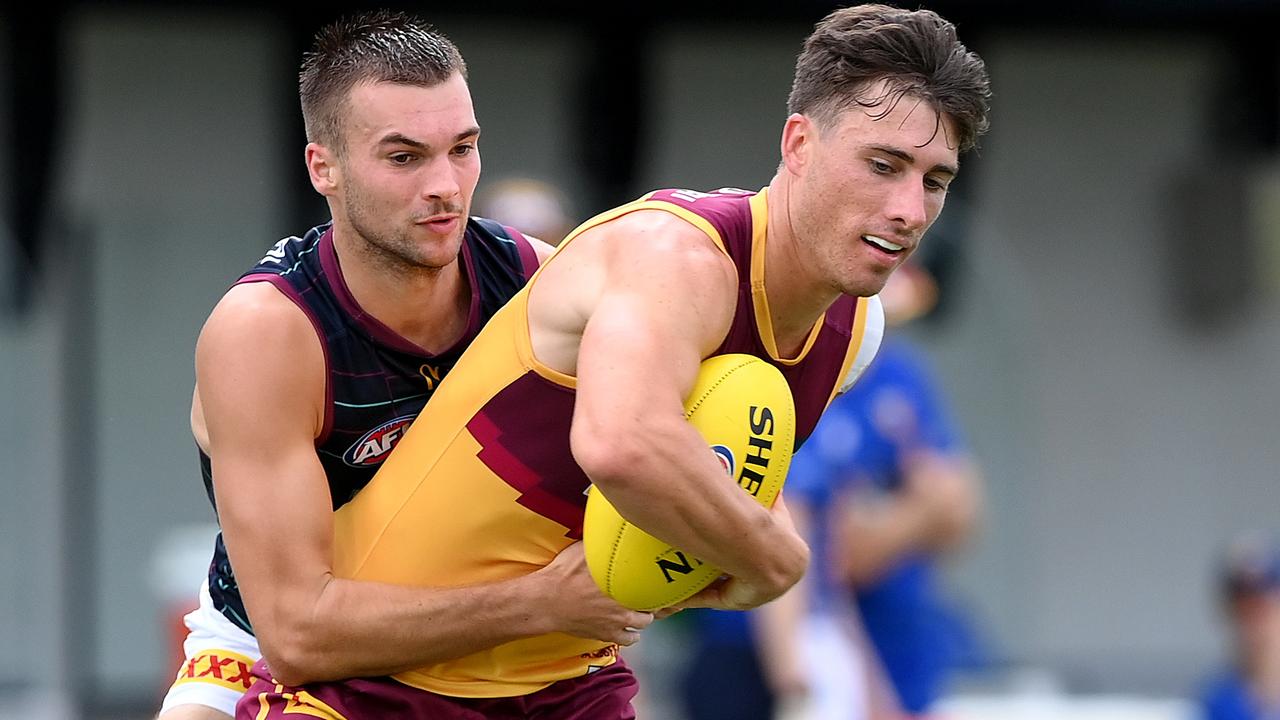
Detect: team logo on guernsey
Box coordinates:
(344, 415, 415, 467)
(258, 236, 292, 265)
(711, 445, 735, 476)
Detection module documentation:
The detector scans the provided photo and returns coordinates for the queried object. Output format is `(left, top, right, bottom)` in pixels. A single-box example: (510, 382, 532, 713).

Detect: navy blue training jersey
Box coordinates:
(202, 218, 538, 634)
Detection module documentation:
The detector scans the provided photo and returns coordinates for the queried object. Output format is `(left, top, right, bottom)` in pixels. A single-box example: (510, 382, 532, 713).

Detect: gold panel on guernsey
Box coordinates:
(331, 292, 537, 583)
(394, 631, 616, 698)
(330, 291, 614, 696)
(341, 426, 573, 583)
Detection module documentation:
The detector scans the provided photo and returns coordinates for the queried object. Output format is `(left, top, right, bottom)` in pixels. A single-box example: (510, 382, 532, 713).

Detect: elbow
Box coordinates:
(256, 622, 330, 686)
(570, 417, 650, 496)
(260, 656, 309, 688)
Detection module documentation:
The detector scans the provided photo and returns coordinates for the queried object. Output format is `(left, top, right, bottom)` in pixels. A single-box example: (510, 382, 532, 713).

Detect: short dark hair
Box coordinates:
(1221, 534, 1280, 600)
(299, 10, 467, 153)
(787, 4, 991, 152)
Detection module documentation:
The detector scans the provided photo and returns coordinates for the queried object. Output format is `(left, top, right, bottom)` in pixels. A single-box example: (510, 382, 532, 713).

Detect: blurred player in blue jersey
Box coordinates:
(1198, 534, 1280, 720)
(780, 258, 986, 717)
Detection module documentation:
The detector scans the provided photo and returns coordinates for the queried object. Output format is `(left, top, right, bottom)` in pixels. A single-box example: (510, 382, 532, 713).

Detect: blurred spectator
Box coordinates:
(473, 176, 576, 246)
(1198, 534, 1280, 720)
(787, 260, 988, 716)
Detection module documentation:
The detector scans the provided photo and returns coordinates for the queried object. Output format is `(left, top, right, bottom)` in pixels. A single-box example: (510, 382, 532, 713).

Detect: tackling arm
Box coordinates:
(197, 283, 649, 686)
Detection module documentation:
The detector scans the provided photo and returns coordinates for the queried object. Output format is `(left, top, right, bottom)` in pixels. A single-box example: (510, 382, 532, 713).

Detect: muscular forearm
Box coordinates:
(260, 571, 557, 685)
(579, 420, 807, 594)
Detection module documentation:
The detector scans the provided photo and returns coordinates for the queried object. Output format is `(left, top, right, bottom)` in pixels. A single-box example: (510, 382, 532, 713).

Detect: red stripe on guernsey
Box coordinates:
(237, 272, 336, 446)
(784, 298, 858, 441)
(466, 372, 592, 538)
(714, 295, 859, 446)
(503, 224, 541, 282)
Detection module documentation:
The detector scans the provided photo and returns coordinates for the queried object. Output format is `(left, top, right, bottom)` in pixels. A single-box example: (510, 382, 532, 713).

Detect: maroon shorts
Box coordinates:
(235, 658, 638, 720)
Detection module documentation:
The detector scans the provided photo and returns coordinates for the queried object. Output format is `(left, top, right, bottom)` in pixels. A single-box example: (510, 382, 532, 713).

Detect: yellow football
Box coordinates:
(583, 353, 796, 611)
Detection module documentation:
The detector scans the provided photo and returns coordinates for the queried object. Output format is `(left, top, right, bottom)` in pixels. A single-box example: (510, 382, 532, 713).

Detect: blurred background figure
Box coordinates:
(473, 176, 576, 247)
(800, 256, 989, 717)
(1197, 534, 1280, 720)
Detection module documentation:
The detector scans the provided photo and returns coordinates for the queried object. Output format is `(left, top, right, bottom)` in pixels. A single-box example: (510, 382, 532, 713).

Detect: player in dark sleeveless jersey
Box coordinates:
(238, 5, 992, 718)
(158, 11, 651, 720)
(199, 214, 537, 635)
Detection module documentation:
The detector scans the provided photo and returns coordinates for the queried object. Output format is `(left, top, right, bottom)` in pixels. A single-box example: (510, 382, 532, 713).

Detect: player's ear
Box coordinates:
(306, 142, 339, 195)
(780, 113, 815, 177)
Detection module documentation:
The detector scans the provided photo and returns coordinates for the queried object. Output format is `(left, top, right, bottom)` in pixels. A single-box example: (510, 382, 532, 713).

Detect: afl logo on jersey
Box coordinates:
(711, 445, 735, 476)
(344, 415, 415, 467)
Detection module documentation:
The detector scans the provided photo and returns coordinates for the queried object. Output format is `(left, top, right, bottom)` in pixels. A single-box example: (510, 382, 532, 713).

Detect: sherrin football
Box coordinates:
(582, 353, 796, 611)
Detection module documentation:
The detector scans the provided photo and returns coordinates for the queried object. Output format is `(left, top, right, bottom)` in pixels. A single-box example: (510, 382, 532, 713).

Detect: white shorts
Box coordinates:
(158, 579, 261, 717)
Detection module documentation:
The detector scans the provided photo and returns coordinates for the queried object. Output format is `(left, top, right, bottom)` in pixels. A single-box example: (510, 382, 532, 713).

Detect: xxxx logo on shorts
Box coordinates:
(173, 649, 254, 692)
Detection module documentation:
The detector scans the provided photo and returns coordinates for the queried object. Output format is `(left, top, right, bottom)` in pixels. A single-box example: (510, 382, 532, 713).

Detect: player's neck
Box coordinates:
(764, 175, 841, 356)
(331, 230, 471, 354)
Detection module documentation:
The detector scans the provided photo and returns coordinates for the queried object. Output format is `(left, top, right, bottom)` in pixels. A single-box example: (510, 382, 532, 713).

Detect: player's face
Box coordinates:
(1231, 591, 1280, 659)
(786, 81, 960, 298)
(335, 73, 481, 270)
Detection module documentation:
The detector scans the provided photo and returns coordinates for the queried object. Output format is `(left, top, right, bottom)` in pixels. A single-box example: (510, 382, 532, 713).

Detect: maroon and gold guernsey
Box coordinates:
(331, 187, 885, 698)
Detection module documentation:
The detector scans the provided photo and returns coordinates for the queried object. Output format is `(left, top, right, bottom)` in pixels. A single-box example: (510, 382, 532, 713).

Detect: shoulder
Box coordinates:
(197, 282, 322, 378)
(203, 281, 311, 336)
(590, 211, 739, 313)
(596, 209, 732, 266)
(196, 282, 325, 432)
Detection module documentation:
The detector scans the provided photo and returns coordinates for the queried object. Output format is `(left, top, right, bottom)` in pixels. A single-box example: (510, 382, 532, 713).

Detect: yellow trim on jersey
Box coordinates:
(824, 296, 870, 410)
(516, 290, 577, 390)
(637, 204, 730, 254)
(532, 193, 655, 272)
(558, 191, 731, 257)
(282, 689, 349, 719)
(255, 689, 272, 720)
(748, 189, 826, 365)
(251, 680, 350, 719)
(515, 191, 734, 388)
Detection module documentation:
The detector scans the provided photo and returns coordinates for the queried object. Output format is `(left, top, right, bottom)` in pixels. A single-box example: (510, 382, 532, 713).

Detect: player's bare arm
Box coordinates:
(196, 282, 649, 686)
(531, 211, 809, 608)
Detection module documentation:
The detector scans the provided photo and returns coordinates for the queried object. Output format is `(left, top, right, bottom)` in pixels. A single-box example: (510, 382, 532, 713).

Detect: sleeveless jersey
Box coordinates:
(202, 218, 538, 634)
(331, 187, 884, 698)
